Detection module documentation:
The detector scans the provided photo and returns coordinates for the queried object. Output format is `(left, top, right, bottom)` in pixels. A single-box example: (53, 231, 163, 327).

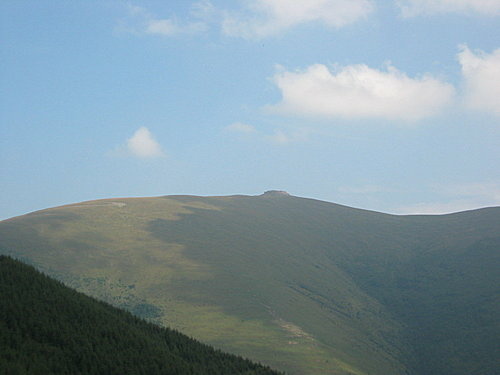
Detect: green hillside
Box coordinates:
(1, 192, 498, 374)
(0, 255, 281, 375)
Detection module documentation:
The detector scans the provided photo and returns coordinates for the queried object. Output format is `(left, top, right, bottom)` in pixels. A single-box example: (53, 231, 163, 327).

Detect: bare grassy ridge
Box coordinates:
(0, 193, 498, 375)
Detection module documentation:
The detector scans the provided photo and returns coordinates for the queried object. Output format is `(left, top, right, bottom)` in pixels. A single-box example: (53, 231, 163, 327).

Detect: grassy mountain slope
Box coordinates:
(0, 255, 281, 375)
(1, 192, 498, 374)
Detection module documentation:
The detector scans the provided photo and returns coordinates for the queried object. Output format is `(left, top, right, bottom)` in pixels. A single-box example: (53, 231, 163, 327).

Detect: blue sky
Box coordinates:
(1, 0, 499, 219)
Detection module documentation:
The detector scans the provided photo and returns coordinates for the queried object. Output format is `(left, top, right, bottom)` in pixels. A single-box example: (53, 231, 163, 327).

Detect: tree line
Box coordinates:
(0, 255, 283, 375)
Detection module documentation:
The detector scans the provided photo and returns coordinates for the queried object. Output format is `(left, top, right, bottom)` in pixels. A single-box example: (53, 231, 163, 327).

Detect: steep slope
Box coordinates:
(0, 192, 498, 374)
(0, 255, 281, 375)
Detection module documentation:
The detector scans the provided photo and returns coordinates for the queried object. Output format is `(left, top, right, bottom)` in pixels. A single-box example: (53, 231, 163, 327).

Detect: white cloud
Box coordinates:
(126, 127, 165, 159)
(122, 3, 208, 36)
(223, 0, 373, 38)
(190, 0, 217, 21)
(266, 128, 310, 144)
(458, 45, 500, 116)
(145, 19, 180, 36)
(225, 122, 257, 133)
(123, 1, 372, 39)
(398, 0, 500, 17)
(145, 17, 207, 36)
(267, 130, 291, 144)
(151, 20, 206, 36)
(270, 63, 455, 121)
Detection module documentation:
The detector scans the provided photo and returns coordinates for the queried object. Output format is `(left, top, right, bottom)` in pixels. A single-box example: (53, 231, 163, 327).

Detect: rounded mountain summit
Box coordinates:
(0, 192, 498, 375)
(260, 190, 291, 197)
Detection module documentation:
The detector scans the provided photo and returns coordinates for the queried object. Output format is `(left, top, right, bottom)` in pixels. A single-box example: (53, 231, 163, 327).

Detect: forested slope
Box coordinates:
(0, 255, 281, 375)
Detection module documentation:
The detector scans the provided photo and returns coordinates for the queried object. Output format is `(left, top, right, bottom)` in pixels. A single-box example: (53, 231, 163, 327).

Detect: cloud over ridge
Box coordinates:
(270, 63, 455, 121)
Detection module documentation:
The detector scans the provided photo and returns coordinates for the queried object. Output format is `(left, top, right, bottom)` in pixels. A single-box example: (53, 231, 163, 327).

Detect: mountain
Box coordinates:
(0, 255, 281, 375)
(0, 192, 498, 375)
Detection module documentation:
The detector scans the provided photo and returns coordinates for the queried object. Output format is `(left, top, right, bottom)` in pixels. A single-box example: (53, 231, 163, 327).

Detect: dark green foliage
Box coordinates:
(0, 256, 282, 375)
